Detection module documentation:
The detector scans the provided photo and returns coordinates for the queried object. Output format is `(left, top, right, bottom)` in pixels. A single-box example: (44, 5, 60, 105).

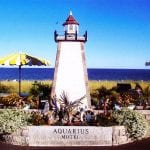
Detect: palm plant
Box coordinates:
(143, 85, 150, 106)
(58, 91, 85, 123)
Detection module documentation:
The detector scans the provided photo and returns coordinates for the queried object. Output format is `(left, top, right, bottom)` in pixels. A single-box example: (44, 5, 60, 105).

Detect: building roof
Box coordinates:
(63, 11, 79, 26)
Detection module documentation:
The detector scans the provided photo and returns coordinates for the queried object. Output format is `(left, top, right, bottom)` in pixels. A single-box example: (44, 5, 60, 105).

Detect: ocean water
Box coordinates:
(0, 68, 150, 81)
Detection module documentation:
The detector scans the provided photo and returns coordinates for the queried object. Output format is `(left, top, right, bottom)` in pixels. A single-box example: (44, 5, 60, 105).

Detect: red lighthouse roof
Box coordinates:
(63, 11, 79, 26)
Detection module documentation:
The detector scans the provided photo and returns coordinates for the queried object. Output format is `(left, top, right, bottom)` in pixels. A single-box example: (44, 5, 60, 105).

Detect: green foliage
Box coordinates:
(0, 83, 13, 93)
(143, 85, 150, 105)
(58, 91, 85, 113)
(97, 86, 112, 97)
(112, 108, 148, 140)
(96, 113, 117, 126)
(91, 86, 115, 109)
(0, 93, 25, 108)
(0, 93, 39, 109)
(30, 111, 54, 125)
(60, 93, 84, 123)
(51, 92, 85, 123)
(26, 96, 39, 109)
(120, 91, 137, 107)
(30, 111, 48, 125)
(0, 109, 31, 134)
(29, 81, 51, 99)
(91, 82, 150, 109)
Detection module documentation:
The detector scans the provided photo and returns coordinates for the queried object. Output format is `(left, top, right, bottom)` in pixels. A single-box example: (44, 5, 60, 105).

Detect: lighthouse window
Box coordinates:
(69, 25, 73, 31)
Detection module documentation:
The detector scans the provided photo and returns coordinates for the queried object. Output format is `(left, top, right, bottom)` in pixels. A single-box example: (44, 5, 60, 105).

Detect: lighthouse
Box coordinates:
(51, 11, 91, 109)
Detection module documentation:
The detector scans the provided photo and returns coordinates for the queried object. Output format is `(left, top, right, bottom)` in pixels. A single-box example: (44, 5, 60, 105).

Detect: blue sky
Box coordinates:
(0, 0, 150, 69)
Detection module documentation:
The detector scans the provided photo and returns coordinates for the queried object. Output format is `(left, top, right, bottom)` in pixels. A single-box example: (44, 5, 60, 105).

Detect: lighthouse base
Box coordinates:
(51, 41, 91, 109)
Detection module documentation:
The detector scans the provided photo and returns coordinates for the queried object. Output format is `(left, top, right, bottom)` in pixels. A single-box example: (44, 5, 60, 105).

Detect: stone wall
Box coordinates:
(135, 110, 150, 121)
(1, 127, 29, 146)
(1, 126, 131, 146)
(112, 126, 131, 145)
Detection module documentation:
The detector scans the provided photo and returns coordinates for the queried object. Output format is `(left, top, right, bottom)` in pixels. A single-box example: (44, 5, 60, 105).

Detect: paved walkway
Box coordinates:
(0, 137, 150, 150)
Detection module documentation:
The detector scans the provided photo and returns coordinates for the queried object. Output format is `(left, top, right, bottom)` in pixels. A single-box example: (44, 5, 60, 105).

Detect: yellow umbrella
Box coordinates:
(0, 52, 50, 95)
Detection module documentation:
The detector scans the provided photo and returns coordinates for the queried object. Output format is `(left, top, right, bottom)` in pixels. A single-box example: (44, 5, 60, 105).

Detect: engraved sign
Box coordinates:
(29, 126, 112, 146)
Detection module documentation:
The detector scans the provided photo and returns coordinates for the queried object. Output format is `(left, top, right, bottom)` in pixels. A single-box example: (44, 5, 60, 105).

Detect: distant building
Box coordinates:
(145, 61, 150, 66)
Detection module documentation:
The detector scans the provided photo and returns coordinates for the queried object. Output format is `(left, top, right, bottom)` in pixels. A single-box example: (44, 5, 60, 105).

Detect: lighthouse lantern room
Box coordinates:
(54, 12, 87, 42)
(63, 11, 79, 35)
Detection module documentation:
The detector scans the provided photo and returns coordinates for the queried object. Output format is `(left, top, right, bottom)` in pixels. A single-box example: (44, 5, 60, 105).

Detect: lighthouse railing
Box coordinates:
(54, 30, 87, 42)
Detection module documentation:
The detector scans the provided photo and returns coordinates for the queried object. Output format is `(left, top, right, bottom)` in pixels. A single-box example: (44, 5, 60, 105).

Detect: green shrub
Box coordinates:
(29, 81, 51, 99)
(26, 96, 39, 109)
(143, 85, 150, 105)
(0, 93, 24, 108)
(96, 113, 117, 126)
(113, 108, 148, 140)
(30, 111, 48, 125)
(0, 83, 13, 93)
(0, 109, 31, 134)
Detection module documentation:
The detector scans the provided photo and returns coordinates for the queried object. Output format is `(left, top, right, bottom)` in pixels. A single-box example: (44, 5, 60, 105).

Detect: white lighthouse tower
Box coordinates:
(51, 11, 91, 109)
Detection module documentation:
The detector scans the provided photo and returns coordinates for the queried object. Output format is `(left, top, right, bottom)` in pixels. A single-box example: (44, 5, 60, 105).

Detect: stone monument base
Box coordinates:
(29, 126, 112, 146)
(1, 126, 131, 146)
